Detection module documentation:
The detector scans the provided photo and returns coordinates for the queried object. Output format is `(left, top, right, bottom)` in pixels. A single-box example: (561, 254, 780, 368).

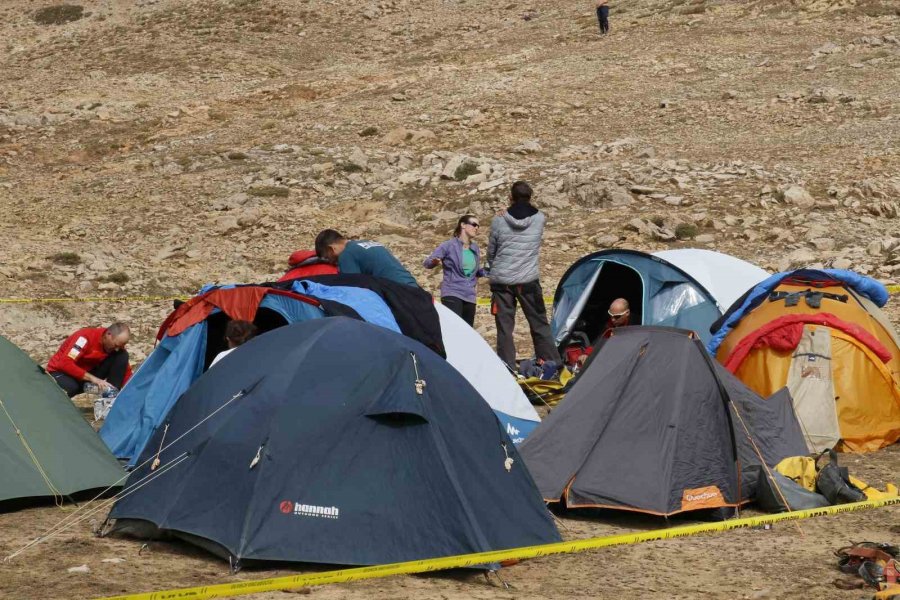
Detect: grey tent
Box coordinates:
(519, 327, 807, 517)
(0, 335, 124, 506)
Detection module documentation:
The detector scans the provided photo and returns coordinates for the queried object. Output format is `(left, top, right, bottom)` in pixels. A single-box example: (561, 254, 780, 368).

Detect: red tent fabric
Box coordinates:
(724, 313, 893, 373)
(157, 287, 320, 340)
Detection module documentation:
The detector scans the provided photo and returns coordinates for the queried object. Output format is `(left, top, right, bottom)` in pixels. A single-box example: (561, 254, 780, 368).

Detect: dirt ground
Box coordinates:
(1, 444, 899, 599)
(1, 0, 900, 597)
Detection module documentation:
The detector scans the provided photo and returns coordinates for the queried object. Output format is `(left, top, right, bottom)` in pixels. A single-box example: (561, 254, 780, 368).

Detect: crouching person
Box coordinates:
(47, 322, 132, 397)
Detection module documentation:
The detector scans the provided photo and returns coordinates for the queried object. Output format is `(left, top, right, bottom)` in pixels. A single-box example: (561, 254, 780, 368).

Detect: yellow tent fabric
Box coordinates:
(775, 456, 898, 499)
(775, 456, 818, 491)
(717, 281, 900, 452)
(517, 369, 573, 407)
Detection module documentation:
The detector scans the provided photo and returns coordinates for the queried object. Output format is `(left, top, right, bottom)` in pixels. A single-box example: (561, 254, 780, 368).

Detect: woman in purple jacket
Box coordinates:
(424, 215, 484, 326)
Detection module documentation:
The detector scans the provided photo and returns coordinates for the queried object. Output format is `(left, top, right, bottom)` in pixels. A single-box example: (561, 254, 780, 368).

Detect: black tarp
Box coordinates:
(272, 274, 445, 358)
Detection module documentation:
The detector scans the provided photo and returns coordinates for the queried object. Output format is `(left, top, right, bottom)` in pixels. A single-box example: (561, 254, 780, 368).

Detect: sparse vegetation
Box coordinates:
(248, 186, 290, 197)
(103, 271, 130, 284)
(675, 223, 700, 240)
(33, 4, 84, 25)
(454, 162, 479, 181)
(49, 252, 82, 266)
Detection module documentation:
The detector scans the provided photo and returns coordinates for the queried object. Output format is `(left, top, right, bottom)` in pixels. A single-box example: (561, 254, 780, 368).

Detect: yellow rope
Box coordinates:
(0, 395, 66, 508)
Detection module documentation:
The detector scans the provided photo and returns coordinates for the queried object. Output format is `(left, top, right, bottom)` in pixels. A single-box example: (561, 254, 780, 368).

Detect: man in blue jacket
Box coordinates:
(487, 181, 561, 369)
(315, 229, 420, 288)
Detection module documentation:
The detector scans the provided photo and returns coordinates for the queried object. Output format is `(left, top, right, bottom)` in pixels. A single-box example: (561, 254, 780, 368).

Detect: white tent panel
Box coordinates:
(436, 303, 539, 441)
(653, 249, 769, 311)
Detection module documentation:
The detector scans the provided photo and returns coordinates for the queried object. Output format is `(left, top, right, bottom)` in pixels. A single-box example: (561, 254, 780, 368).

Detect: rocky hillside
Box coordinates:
(1, 0, 898, 361)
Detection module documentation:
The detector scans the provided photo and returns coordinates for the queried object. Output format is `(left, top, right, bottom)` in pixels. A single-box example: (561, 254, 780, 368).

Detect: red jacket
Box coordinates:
(47, 327, 133, 383)
(277, 249, 339, 282)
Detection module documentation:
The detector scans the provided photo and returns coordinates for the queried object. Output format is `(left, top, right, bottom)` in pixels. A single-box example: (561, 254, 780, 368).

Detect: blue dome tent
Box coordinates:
(105, 318, 560, 568)
(551, 249, 768, 348)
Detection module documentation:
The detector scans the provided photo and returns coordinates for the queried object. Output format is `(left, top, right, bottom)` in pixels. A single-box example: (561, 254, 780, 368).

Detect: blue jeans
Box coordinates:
(597, 6, 610, 34)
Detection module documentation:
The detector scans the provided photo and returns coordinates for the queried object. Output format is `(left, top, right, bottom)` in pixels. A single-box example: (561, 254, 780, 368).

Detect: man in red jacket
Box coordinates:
(47, 322, 133, 397)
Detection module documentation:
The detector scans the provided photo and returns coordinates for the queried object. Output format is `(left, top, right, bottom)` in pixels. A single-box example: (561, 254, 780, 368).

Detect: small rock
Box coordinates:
(382, 128, 412, 145)
(515, 140, 542, 154)
(659, 99, 671, 109)
(832, 258, 852, 270)
(809, 238, 836, 251)
(347, 147, 369, 171)
(477, 178, 506, 192)
(101, 558, 126, 564)
(813, 42, 841, 55)
(779, 185, 815, 208)
(695, 233, 715, 243)
(593, 233, 619, 247)
(867, 241, 883, 256)
(630, 185, 659, 195)
(391, 93, 408, 102)
(215, 216, 240, 234)
(409, 129, 436, 143)
(787, 248, 816, 268)
(67, 565, 90, 574)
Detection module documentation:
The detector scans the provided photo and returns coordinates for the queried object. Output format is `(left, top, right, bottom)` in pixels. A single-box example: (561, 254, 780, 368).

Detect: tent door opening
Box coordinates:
(571, 261, 644, 345)
(203, 308, 289, 370)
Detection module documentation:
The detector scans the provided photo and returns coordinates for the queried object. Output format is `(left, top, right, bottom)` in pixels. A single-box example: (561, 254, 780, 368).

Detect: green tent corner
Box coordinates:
(0, 334, 124, 505)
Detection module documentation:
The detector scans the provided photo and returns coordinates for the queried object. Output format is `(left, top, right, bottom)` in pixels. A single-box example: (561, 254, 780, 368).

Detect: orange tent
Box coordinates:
(715, 273, 900, 453)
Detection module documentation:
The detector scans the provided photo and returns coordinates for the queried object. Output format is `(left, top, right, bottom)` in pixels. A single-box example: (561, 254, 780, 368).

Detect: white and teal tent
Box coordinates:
(436, 303, 539, 443)
(551, 249, 769, 347)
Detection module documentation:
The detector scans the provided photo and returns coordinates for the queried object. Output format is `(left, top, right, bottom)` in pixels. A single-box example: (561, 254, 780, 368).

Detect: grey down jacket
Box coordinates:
(486, 210, 546, 285)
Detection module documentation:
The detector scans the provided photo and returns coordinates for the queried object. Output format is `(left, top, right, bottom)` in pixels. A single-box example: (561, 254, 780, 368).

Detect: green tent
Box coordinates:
(0, 334, 124, 504)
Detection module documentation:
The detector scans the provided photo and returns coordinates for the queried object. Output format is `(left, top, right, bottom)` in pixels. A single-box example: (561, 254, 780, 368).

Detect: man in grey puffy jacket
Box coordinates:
(487, 181, 562, 369)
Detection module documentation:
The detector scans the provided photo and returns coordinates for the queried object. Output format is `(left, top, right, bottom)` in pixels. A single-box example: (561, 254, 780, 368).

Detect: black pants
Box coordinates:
(597, 6, 609, 34)
(442, 296, 476, 327)
(491, 280, 561, 369)
(51, 350, 129, 398)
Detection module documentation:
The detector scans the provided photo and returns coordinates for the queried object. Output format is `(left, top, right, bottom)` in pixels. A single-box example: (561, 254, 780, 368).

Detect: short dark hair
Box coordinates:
(510, 180, 533, 204)
(106, 322, 130, 337)
(225, 320, 257, 346)
(314, 229, 345, 258)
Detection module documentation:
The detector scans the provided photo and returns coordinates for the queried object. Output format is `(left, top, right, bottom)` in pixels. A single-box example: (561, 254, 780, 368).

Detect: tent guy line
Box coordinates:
(4, 389, 248, 562)
(93, 497, 900, 600)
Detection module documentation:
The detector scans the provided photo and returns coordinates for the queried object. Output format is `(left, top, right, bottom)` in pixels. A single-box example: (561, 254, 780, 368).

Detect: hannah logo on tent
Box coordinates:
(279, 501, 341, 519)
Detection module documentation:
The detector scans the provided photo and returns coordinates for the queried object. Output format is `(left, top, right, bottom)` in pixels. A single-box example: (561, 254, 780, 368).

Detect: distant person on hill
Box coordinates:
(48, 322, 132, 397)
(210, 320, 258, 368)
(596, 0, 610, 35)
(424, 215, 485, 327)
(277, 249, 339, 282)
(487, 181, 561, 369)
(315, 229, 420, 288)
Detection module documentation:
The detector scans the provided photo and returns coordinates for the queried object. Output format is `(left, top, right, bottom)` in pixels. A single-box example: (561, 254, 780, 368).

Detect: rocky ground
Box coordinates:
(1, 0, 899, 598)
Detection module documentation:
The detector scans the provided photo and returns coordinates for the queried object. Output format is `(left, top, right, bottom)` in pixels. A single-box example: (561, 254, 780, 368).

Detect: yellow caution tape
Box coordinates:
(0, 296, 187, 304)
(94, 496, 900, 600)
